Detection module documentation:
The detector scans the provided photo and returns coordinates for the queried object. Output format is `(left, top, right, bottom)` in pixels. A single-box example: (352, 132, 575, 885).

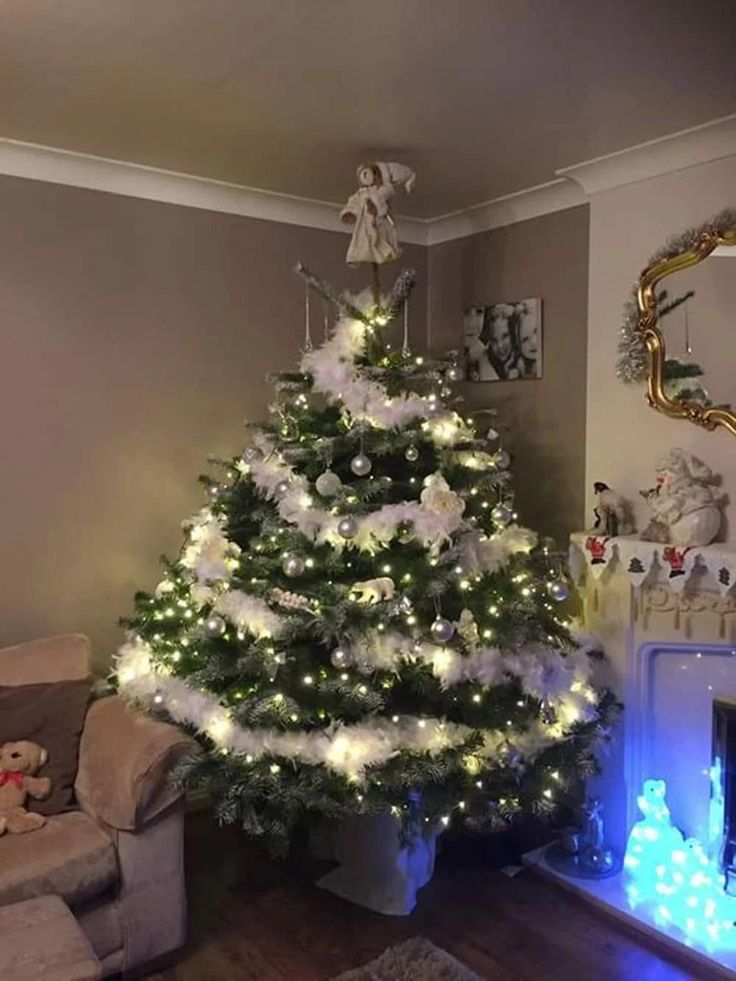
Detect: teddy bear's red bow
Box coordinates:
(0, 770, 24, 789)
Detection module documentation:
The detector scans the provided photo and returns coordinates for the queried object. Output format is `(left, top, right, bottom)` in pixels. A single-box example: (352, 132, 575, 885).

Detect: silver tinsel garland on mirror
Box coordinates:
(616, 207, 736, 384)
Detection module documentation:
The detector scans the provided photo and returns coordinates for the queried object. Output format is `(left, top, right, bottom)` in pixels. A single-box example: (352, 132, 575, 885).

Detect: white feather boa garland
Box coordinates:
(214, 589, 287, 639)
(247, 444, 464, 553)
(116, 636, 569, 780)
(337, 628, 598, 723)
(301, 310, 438, 431)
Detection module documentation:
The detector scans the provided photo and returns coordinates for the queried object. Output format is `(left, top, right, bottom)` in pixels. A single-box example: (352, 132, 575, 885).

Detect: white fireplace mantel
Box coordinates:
(524, 534, 736, 977)
(569, 532, 736, 849)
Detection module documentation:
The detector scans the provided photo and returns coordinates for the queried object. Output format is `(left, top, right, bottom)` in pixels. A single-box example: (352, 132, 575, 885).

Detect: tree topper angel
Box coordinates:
(340, 162, 415, 267)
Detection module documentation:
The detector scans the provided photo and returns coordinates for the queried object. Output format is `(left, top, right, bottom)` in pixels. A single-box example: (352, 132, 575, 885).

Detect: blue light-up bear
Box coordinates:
(625, 778, 684, 905)
(624, 778, 736, 952)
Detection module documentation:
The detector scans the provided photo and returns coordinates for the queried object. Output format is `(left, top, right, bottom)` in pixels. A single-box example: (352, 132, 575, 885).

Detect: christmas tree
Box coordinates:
(116, 165, 616, 856)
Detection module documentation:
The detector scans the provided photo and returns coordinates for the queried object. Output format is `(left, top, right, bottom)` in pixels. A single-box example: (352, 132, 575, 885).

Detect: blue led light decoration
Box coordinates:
(624, 778, 736, 951)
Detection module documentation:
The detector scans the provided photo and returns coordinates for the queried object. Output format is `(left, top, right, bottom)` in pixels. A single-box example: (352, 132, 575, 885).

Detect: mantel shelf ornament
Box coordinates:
(569, 533, 736, 598)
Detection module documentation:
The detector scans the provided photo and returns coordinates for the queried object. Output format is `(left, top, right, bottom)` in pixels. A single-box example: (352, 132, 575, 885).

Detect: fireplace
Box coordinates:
(523, 534, 736, 977)
(713, 699, 736, 891)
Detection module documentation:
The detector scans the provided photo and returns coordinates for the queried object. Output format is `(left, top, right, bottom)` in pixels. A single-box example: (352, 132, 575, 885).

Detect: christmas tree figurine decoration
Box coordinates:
(115, 165, 617, 888)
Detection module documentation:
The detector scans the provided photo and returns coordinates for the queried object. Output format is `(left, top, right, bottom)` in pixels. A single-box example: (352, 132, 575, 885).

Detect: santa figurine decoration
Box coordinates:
(640, 448, 724, 546)
(341, 162, 415, 267)
(591, 482, 633, 537)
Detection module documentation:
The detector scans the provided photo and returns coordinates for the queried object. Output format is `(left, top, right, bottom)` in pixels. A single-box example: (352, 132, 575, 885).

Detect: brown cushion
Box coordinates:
(0, 680, 91, 814)
(0, 810, 118, 908)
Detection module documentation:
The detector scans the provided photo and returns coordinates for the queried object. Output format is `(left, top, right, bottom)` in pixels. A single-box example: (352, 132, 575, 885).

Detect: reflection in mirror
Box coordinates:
(658, 248, 735, 412)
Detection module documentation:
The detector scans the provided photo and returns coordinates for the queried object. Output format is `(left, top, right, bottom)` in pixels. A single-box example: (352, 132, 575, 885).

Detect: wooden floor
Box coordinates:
(145, 813, 721, 981)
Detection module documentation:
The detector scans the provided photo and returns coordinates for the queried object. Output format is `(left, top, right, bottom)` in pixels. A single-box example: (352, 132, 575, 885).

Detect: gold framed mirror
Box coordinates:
(617, 209, 736, 435)
(632, 210, 736, 436)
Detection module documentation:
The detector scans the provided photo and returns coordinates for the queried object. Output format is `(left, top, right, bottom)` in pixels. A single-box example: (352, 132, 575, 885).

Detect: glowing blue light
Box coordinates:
(709, 756, 725, 862)
(624, 779, 736, 952)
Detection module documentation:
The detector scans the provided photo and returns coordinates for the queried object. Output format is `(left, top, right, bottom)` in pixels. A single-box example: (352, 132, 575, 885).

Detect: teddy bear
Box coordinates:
(0, 740, 52, 835)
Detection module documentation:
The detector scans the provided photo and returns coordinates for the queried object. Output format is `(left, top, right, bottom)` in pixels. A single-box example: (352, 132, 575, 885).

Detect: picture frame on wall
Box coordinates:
(463, 298, 542, 381)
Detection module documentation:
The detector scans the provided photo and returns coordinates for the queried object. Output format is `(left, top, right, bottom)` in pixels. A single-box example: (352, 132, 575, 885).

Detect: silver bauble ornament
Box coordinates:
(315, 469, 342, 497)
(405, 445, 419, 462)
(275, 480, 291, 498)
(282, 553, 306, 578)
(446, 364, 463, 382)
(491, 504, 513, 526)
(204, 614, 226, 639)
(331, 648, 347, 667)
(243, 446, 263, 463)
(548, 580, 569, 603)
(350, 453, 372, 477)
(398, 595, 414, 613)
(430, 617, 455, 644)
(494, 449, 511, 470)
(337, 515, 359, 539)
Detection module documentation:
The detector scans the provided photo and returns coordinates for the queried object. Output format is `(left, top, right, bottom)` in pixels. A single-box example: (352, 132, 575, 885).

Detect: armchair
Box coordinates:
(0, 634, 197, 977)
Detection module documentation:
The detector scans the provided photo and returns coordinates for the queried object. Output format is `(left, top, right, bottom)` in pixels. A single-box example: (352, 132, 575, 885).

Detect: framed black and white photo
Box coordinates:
(463, 298, 542, 381)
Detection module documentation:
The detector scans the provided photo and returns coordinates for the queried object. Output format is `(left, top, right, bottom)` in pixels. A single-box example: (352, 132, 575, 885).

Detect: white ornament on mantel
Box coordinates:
(570, 533, 736, 598)
(640, 448, 724, 547)
(316, 813, 440, 915)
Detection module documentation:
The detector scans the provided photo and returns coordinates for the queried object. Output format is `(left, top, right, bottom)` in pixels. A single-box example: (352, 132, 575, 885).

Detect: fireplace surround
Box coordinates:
(524, 534, 736, 976)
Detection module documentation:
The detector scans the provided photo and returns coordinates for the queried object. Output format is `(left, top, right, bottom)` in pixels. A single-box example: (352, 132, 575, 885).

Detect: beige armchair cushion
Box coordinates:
(0, 811, 118, 907)
(75, 696, 196, 831)
(0, 895, 101, 981)
(0, 634, 91, 686)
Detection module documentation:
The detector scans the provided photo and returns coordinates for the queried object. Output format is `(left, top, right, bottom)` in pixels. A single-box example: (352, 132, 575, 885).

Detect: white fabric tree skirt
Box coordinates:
(316, 813, 440, 916)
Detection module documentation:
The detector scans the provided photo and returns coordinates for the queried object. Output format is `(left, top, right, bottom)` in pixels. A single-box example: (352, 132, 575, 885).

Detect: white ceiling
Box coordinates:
(1, 0, 734, 217)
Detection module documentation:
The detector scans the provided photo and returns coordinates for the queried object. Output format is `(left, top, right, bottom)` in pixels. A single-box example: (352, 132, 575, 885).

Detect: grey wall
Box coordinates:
(427, 206, 591, 545)
(0, 172, 590, 669)
(0, 175, 427, 666)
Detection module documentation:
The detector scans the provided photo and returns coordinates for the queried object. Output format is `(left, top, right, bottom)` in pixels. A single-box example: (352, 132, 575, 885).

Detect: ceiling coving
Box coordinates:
(0, 0, 735, 218)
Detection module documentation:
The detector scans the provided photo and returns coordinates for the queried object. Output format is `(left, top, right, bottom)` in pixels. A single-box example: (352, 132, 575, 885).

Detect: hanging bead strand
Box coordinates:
(303, 283, 313, 352)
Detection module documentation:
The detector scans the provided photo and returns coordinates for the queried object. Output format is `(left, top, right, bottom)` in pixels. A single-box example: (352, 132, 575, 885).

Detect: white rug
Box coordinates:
(332, 936, 484, 981)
